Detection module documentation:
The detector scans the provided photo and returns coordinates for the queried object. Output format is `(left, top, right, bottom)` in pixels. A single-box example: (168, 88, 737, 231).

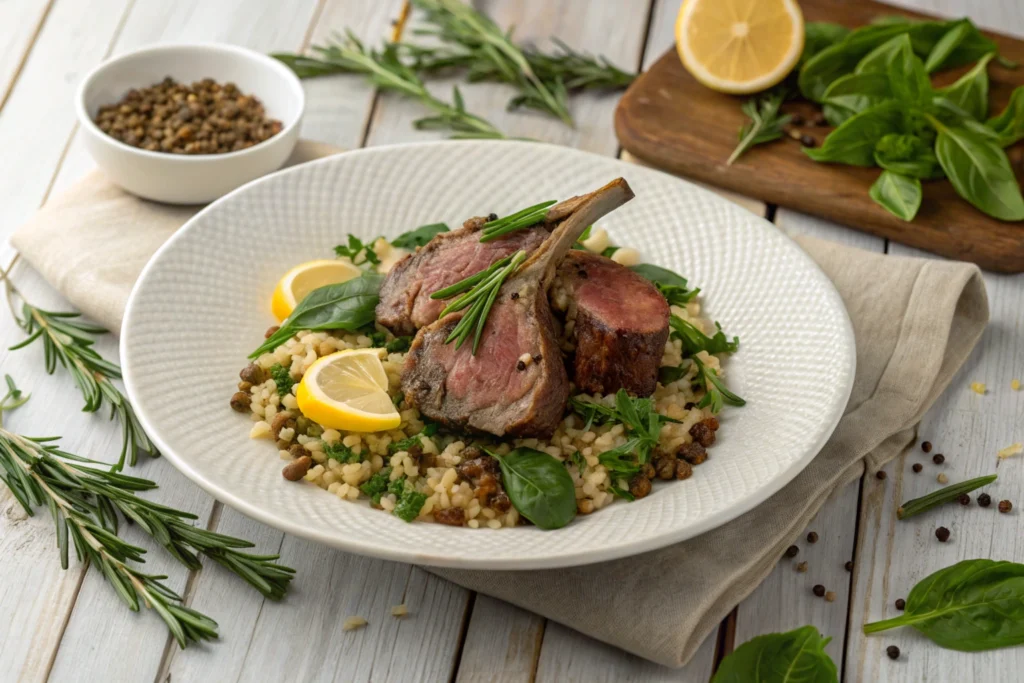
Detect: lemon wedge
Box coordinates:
(296, 349, 401, 432)
(675, 0, 804, 95)
(271, 259, 363, 322)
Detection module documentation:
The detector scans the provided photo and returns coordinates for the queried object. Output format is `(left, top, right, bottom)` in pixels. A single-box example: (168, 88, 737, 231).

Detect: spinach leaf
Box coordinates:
(495, 448, 577, 530)
(250, 272, 384, 358)
(801, 22, 852, 67)
(630, 264, 700, 306)
(937, 52, 994, 121)
(874, 133, 942, 178)
(805, 101, 905, 166)
(863, 559, 1024, 651)
(391, 222, 449, 249)
(658, 365, 687, 385)
(930, 116, 1024, 221)
(712, 625, 838, 683)
(923, 18, 972, 72)
(887, 35, 931, 104)
(669, 315, 739, 355)
(870, 171, 923, 221)
(987, 85, 1024, 147)
(822, 71, 892, 117)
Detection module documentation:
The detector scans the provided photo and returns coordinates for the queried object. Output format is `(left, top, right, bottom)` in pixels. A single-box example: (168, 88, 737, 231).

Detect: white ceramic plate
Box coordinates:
(122, 141, 855, 570)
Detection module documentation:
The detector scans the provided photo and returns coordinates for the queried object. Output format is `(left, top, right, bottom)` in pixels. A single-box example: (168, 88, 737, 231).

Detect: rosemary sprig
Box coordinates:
(411, 0, 573, 125)
(6, 290, 157, 472)
(431, 250, 526, 353)
(897, 474, 998, 520)
(478, 199, 556, 242)
(728, 90, 792, 166)
(0, 377, 295, 647)
(273, 32, 506, 139)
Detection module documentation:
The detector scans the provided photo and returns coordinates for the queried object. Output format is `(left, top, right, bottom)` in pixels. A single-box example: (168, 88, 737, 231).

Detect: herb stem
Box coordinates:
(436, 250, 526, 353)
(479, 200, 557, 242)
(896, 474, 997, 519)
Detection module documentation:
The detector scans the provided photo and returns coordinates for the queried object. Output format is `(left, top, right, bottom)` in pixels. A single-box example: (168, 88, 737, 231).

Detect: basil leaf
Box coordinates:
(805, 101, 905, 166)
(870, 171, 922, 221)
(669, 315, 739, 355)
(856, 33, 913, 74)
(822, 72, 892, 117)
(931, 117, 1024, 221)
(629, 263, 688, 288)
(495, 448, 577, 530)
(801, 22, 851, 67)
(923, 19, 972, 72)
(391, 222, 449, 249)
(864, 559, 1024, 651)
(800, 23, 914, 101)
(874, 133, 942, 178)
(887, 36, 932, 104)
(250, 272, 384, 358)
(987, 85, 1024, 147)
(712, 625, 838, 683)
(937, 53, 994, 121)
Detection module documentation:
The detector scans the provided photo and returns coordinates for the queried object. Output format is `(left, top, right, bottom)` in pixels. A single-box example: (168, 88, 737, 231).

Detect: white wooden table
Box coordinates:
(1, 1, 1022, 680)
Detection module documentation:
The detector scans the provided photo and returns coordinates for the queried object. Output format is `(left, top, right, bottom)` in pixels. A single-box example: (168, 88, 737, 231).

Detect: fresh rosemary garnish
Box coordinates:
(897, 474, 998, 520)
(273, 31, 506, 139)
(5, 287, 157, 472)
(0, 377, 294, 647)
(429, 250, 526, 354)
(478, 200, 556, 242)
(728, 90, 792, 166)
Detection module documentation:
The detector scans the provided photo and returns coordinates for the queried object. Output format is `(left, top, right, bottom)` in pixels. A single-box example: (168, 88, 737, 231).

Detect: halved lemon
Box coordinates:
(675, 0, 804, 95)
(296, 349, 401, 432)
(270, 259, 363, 322)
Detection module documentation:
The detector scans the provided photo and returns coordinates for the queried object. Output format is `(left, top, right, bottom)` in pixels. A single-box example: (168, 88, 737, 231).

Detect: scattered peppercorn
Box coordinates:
(911, 463, 923, 473)
(487, 212, 498, 221)
(937, 473, 948, 484)
(845, 560, 854, 572)
(999, 500, 1013, 514)
(958, 493, 971, 506)
(824, 591, 836, 602)
(978, 493, 992, 507)
(886, 645, 900, 660)
(806, 531, 819, 544)
(932, 453, 945, 465)
(789, 113, 806, 126)
(800, 134, 817, 147)
(811, 113, 828, 127)
(922, 441, 932, 453)
(796, 561, 808, 573)
(785, 545, 799, 558)
(510, 291, 520, 300)
(895, 598, 906, 610)
(876, 470, 887, 480)
(94, 77, 282, 154)
(812, 584, 826, 597)
(516, 360, 526, 371)
(935, 526, 950, 542)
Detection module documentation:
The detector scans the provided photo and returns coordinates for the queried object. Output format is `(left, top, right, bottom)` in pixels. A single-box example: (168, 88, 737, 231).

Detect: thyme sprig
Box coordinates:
(728, 89, 792, 166)
(274, 32, 506, 139)
(0, 377, 295, 648)
(430, 250, 526, 353)
(478, 199, 556, 242)
(5, 286, 157, 472)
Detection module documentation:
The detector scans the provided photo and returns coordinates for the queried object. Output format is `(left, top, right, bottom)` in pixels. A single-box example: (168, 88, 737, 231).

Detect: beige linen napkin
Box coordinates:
(10, 144, 988, 668)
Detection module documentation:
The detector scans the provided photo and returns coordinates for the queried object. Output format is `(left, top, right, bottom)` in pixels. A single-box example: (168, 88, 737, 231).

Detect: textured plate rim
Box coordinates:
(121, 140, 856, 570)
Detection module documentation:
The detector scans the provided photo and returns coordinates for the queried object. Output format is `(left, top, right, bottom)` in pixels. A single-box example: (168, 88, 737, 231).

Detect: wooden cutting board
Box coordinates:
(614, 0, 1024, 272)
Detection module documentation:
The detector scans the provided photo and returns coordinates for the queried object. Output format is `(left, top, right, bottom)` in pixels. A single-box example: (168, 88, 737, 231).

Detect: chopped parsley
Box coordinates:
(393, 490, 428, 522)
(568, 450, 587, 473)
(385, 336, 413, 354)
(388, 435, 422, 455)
(359, 467, 393, 505)
(269, 364, 295, 397)
(367, 329, 388, 347)
(324, 441, 361, 464)
(334, 234, 381, 266)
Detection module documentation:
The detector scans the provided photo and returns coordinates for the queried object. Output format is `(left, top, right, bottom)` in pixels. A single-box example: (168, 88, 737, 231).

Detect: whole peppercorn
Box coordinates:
(935, 526, 951, 542)
(799, 134, 817, 147)
(895, 598, 906, 610)
(886, 645, 900, 660)
(811, 113, 828, 127)
(806, 531, 819, 544)
(921, 441, 932, 453)
(978, 493, 992, 507)
(932, 453, 945, 465)
(999, 500, 1013, 514)
(796, 561, 808, 573)
(845, 560, 854, 572)
(911, 463, 923, 473)
(876, 470, 887, 480)
(785, 545, 799, 558)
(812, 584, 826, 597)
(958, 493, 971, 506)
(487, 212, 498, 222)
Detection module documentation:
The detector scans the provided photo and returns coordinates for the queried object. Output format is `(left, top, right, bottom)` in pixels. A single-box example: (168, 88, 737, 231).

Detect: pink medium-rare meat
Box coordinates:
(402, 178, 635, 437)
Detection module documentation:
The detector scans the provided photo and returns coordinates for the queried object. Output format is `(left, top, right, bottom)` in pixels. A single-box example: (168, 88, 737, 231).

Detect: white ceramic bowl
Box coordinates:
(76, 43, 304, 204)
(122, 141, 856, 569)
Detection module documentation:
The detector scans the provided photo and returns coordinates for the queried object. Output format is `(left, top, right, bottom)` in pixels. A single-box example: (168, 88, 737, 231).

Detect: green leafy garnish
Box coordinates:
(388, 435, 422, 455)
(568, 450, 587, 473)
(478, 200, 556, 242)
(334, 234, 381, 266)
(896, 474, 997, 519)
(870, 170, 922, 221)
(393, 489, 428, 522)
(728, 90, 791, 165)
(986, 85, 1024, 146)
(492, 448, 577, 530)
(385, 336, 413, 354)
(692, 355, 745, 415)
(669, 315, 739, 355)
(630, 264, 700, 306)
(324, 441, 361, 464)
(359, 467, 393, 505)
(937, 52, 994, 121)
(391, 223, 449, 249)
(873, 132, 941, 178)
(269, 364, 295, 397)
(712, 625, 837, 683)
(367, 329, 388, 347)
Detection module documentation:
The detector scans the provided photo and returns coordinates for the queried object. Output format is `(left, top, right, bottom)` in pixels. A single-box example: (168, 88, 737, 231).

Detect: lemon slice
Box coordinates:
(271, 259, 363, 322)
(296, 349, 401, 432)
(675, 0, 804, 94)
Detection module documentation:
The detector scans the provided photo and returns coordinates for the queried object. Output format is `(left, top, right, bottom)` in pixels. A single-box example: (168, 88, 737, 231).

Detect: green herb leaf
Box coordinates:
(385, 336, 413, 354)
(930, 115, 1024, 221)
(598, 438, 645, 480)
(324, 442, 361, 464)
(728, 90, 791, 165)
(986, 85, 1024, 147)
(692, 355, 745, 415)
(493, 448, 577, 530)
(479, 200, 556, 242)
(630, 264, 700, 307)
(937, 52, 994, 121)
(388, 435, 422, 455)
(250, 272, 384, 358)
(856, 33, 914, 74)
(801, 22, 852, 67)
(805, 100, 905, 166)
(269, 364, 295, 397)
(800, 23, 914, 101)
(822, 71, 893, 118)
(658, 365, 687, 385)
(886, 35, 932, 104)
(863, 559, 1024, 651)
(874, 133, 942, 178)
(359, 467, 393, 504)
(712, 625, 838, 683)
(896, 474, 997, 519)
(334, 234, 381, 266)
(923, 19, 972, 72)
(870, 171, 923, 221)
(669, 315, 739, 356)
(393, 489, 428, 522)
(391, 223, 450, 249)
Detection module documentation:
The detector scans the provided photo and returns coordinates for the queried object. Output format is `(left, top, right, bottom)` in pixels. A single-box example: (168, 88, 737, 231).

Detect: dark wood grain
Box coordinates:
(615, 0, 1024, 272)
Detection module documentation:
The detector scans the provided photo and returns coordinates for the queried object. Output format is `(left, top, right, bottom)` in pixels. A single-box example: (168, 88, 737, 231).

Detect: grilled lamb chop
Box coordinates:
(556, 250, 669, 396)
(376, 218, 550, 336)
(402, 178, 635, 437)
